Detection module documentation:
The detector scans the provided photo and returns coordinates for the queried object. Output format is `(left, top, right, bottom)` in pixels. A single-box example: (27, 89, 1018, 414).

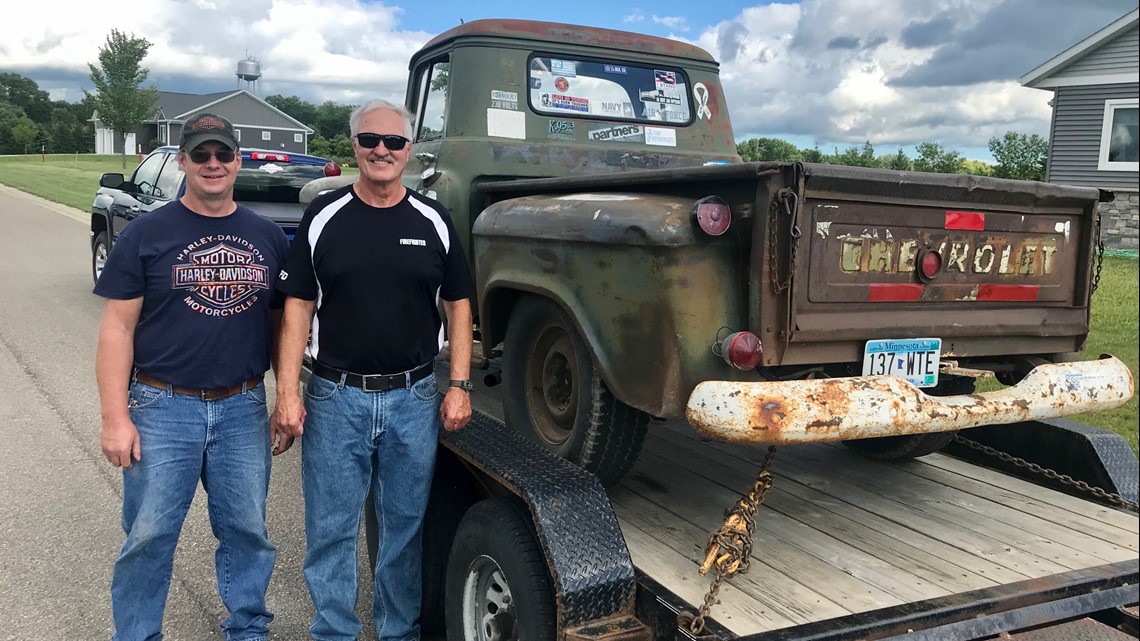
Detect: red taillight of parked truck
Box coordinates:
(723, 331, 763, 371)
(691, 196, 731, 237)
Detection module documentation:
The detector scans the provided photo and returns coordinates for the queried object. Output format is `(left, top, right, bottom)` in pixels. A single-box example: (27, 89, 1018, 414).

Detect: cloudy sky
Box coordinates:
(3, 0, 1134, 160)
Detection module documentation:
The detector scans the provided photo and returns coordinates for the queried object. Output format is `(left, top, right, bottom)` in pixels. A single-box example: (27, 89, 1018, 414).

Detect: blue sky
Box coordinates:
(3, 0, 1135, 162)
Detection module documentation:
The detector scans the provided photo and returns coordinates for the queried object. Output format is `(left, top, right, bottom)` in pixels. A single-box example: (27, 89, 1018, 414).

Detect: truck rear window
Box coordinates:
(528, 55, 691, 125)
(233, 161, 325, 204)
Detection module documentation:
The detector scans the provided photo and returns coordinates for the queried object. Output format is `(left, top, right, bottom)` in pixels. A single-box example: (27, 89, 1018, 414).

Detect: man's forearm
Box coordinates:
(95, 301, 141, 421)
(276, 297, 314, 396)
(444, 298, 473, 381)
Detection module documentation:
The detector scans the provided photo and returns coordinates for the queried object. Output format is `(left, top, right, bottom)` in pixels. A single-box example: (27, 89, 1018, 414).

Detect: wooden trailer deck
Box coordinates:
(467, 379, 1139, 636)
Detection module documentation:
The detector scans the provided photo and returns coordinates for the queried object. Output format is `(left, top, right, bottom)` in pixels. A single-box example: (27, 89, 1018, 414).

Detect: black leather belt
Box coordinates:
(311, 360, 433, 392)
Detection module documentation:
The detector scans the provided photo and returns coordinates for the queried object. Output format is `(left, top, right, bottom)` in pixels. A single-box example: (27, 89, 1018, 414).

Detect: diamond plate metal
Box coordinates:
(441, 411, 637, 628)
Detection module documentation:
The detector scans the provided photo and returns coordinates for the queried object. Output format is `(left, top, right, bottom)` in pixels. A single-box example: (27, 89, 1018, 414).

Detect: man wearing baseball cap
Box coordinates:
(95, 111, 291, 641)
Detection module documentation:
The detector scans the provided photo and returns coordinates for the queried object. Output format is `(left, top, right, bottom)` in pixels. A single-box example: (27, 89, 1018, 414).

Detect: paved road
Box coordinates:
(0, 187, 376, 640)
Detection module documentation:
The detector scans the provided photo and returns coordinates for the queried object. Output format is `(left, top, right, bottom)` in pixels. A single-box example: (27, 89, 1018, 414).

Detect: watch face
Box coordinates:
(451, 379, 473, 391)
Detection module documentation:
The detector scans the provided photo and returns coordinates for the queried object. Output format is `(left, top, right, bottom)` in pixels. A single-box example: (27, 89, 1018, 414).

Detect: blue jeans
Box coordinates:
(302, 371, 441, 641)
(111, 380, 276, 641)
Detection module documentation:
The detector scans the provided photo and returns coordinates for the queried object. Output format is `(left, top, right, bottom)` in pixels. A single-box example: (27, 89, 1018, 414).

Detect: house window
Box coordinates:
(234, 129, 242, 142)
(294, 133, 303, 143)
(262, 131, 272, 141)
(1098, 99, 1139, 171)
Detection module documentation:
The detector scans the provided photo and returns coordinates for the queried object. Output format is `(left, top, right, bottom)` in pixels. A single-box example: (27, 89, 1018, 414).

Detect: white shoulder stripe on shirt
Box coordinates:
(408, 192, 450, 254)
(308, 191, 354, 260)
(306, 190, 352, 364)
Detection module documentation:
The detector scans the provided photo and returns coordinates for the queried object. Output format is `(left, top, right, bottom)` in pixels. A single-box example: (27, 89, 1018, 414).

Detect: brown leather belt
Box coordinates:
(134, 371, 263, 401)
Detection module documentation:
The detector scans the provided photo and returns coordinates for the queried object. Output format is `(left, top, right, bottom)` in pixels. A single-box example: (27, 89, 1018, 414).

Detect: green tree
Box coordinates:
(988, 131, 1047, 181)
(800, 145, 826, 163)
(86, 30, 158, 168)
(884, 147, 912, 171)
(0, 73, 53, 123)
(736, 137, 803, 162)
(44, 105, 90, 153)
(961, 159, 994, 176)
(315, 101, 354, 139)
(266, 94, 319, 130)
(913, 142, 965, 174)
(328, 133, 354, 158)
(308, 134, 332, 159)
(11, 115, 39, 153)
(830, 141, 879, 167)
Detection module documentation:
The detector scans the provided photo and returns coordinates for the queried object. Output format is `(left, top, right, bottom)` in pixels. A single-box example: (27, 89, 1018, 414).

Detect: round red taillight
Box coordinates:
(723, 331, 763, 371)
(323, 161, 342, 177)
(918, 249, 942, 282)
(691, 196, 731, 237)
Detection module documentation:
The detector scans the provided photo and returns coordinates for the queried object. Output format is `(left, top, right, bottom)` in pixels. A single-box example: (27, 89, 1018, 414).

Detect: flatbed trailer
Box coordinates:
(415, 360, 1139, 640)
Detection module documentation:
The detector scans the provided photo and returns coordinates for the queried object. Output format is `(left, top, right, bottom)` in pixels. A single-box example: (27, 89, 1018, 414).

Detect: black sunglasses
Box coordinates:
(187, 148, 237, 164)
(355, 133, 410, 151)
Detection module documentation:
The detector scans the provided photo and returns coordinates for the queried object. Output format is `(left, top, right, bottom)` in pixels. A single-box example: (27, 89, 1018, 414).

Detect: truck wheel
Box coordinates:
(842, 376, 975, 461)
(503, 296, 649, 485)
(92, 231, 109, 284)
(445, 497, 555, 641)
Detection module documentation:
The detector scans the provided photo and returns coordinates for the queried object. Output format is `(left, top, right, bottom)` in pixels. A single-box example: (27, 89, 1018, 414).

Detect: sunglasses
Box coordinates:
(187, 148, 237, 164)
(355, 133, 410, 151)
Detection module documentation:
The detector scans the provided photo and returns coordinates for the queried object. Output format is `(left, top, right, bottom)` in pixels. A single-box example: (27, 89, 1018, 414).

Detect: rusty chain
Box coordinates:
(1090, 206, 1106, 296)
(768, 188, 800, 294)
(952, 434, 1139, 513)
(678, 446, 778, 636)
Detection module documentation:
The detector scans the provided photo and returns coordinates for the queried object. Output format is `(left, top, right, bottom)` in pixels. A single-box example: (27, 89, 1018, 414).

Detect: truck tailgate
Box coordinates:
(775, 164, 1103, 365)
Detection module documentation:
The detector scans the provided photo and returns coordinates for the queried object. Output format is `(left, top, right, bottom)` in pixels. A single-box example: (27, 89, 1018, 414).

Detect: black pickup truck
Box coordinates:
(89, 145, 339, 283)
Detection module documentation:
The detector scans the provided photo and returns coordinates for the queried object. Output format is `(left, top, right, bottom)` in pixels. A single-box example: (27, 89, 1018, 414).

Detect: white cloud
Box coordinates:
(652, 15, 689, 31)
(0, 0, 430, 104)
(4, 0, 1133, 159)
(686, 0, 1119, 156)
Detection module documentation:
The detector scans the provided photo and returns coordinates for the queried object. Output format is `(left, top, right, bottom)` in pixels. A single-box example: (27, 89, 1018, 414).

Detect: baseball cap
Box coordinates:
(180, 113, 239, 151)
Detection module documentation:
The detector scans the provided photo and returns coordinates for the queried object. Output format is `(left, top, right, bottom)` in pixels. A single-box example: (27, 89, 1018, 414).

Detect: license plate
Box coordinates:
(862, 338, 941, 388)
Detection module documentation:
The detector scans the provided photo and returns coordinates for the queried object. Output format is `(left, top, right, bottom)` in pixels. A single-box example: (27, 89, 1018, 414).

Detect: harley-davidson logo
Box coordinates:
(192, 115, 226, 131)
(173, 242, 268, 312)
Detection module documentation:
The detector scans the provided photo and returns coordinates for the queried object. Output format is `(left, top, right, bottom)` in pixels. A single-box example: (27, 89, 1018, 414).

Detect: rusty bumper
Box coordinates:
(685, 356, 1135, 445)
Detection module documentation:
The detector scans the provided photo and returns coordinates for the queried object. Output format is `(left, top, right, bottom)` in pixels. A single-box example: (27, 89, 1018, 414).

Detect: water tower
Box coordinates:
(236, 56, 262, 95)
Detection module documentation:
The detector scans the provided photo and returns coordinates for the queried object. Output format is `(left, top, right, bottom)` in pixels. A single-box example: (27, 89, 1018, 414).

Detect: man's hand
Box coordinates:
(441, 387, 472, 432)
(101, 415, 141, 469)
(270, 412, 296, 455)
(272, 392, 306, 439)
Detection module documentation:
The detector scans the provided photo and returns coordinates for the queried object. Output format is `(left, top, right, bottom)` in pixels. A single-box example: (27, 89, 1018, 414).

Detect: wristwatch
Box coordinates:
(448, 379, 474, 392)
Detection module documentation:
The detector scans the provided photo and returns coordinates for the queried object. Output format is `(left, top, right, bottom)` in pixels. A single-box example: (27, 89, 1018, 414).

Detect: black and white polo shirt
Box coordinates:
(277, 185, 475, 374)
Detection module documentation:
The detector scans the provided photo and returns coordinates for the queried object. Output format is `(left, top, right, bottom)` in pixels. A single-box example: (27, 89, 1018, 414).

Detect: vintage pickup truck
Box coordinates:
(302, 19, 1134, 487)
(289, 20, 1140, 640)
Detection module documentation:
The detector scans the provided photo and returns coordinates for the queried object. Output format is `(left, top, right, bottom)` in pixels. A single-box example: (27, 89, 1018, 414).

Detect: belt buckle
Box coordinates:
(362, 374, 389, 393)
(200, 388, 213, 401)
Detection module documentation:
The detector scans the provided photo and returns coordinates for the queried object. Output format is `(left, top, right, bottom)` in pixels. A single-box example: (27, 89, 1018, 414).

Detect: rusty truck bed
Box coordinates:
(461, 365, 1137, 636)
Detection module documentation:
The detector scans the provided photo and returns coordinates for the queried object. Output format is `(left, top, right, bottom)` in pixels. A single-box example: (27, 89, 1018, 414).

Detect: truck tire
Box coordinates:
(842, 376, 975, 461)
(503, 296, 649, 485)
(445, 497, 556, 641)
(92, 231, 109, 284)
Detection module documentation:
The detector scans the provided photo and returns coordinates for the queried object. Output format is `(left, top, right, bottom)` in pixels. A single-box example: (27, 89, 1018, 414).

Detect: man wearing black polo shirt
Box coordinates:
(273, 98, 475, 641)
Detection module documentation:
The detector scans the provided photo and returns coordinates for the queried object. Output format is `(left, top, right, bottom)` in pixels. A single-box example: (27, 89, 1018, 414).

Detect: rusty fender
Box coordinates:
(686, 356, 1134, 445)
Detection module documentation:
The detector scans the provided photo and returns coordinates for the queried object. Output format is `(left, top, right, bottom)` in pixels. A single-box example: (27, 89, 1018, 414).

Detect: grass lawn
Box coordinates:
(0, 153, 138, 212)
(1074, 255, 1139, 452)
(0, 153, 359, 213)
(3, 155, 1137, 451)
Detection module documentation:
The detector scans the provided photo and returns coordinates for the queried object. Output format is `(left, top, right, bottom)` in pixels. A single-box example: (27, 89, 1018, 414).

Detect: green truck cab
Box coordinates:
(303, 19, 1134, 485)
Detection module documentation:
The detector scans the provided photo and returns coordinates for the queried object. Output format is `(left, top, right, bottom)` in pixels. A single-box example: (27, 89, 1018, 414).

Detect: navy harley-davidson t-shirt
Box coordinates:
(94, 200, 289, 389)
